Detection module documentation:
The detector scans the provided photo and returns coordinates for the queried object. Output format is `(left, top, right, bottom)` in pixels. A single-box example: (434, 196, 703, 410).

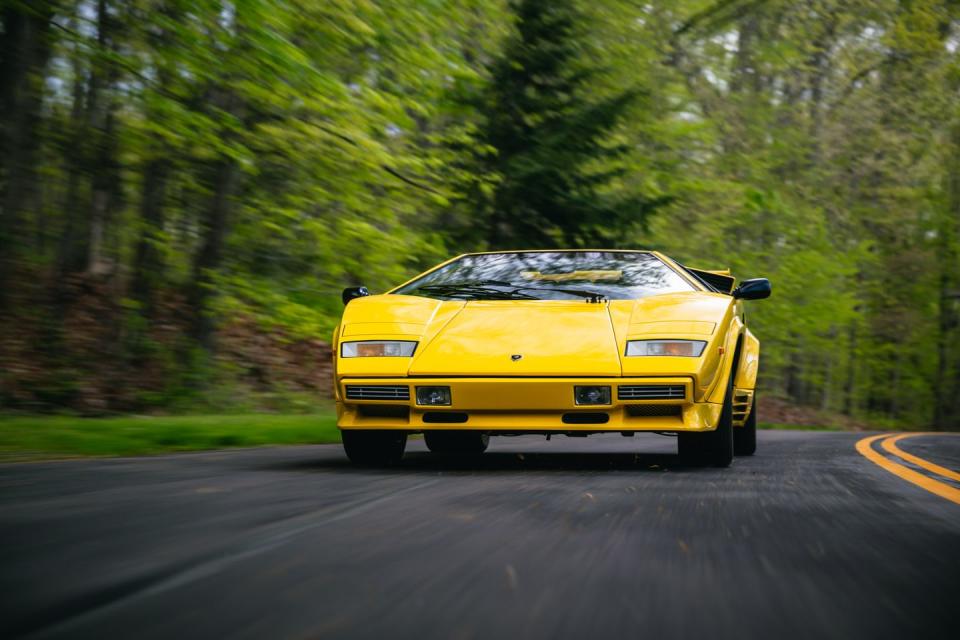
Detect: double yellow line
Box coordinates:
(856, 433, 960, 505)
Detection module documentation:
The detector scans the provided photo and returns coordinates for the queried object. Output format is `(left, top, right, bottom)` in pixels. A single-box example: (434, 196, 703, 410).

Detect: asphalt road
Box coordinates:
(2, 431, 959, 640)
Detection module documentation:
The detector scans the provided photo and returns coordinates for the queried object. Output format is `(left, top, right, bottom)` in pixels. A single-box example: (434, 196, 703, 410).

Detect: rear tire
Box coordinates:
(341, 430, 407, 465)
(734, 395, 757, 456)
(678, 369, 735, 468)
(424, 431, 489, 455)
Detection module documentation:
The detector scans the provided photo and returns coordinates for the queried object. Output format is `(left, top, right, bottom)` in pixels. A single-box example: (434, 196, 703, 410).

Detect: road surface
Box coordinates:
(1, 430, 959, 639)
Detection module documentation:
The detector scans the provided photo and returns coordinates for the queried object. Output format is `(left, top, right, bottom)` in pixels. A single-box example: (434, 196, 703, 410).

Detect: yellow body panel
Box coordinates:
(335, 250, 761, 433)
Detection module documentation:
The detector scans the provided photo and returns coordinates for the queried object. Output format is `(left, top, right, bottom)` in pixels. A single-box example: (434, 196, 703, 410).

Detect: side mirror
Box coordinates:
(733, 278, 771, 300)
(342, 286, 370, 305)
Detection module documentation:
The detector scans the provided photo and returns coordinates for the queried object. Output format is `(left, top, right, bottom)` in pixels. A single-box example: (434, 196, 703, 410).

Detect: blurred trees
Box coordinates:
(0, 0, 957, 427)
(639, 0, 960, 428)
(451, 0, 668, 248)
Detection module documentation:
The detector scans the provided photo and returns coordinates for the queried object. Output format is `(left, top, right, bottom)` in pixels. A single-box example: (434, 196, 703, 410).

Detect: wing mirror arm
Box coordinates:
(732, 278, 772, 300)
(342, 286, 370, 305)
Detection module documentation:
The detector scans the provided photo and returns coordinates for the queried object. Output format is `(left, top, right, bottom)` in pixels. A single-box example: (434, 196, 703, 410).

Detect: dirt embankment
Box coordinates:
(0, 274, 332, 414)
(758, 397, 870, 430)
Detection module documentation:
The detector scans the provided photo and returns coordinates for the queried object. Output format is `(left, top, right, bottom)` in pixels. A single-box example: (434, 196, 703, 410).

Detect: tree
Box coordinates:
(0, 0, 59, 302)
(460, 0, 667, 249)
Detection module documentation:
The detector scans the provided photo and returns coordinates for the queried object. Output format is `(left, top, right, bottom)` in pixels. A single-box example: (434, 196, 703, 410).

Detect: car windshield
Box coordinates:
(392, 252, 695, 301)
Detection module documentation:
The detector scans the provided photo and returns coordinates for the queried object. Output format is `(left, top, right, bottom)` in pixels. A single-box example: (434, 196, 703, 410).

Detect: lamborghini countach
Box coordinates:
(334, 250, 770, 467)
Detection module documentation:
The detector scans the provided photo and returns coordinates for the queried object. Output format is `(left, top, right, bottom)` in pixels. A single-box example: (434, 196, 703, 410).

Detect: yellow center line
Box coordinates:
(855, 434, 960, 506)
(881, 433, 960, 483)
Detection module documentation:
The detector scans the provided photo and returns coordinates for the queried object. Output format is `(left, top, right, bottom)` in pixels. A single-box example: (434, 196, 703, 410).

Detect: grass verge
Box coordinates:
(759, 422, 844, 431)
(0, 412, 340, 462)
(0, 413, 854, 462)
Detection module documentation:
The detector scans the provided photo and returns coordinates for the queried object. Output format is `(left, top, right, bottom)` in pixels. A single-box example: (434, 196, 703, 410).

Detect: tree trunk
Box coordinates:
(188, 158, 239, 350)
(130, 6, 177, 320)
(0, 1, 57, 301)
(131, 156, 171, 317)
(842, 321, 858, 416)
(85, 0, 122, 275)
(56, 32, 90, 282)
(933, 120, 960, 430)
(806, 8, 837, 165)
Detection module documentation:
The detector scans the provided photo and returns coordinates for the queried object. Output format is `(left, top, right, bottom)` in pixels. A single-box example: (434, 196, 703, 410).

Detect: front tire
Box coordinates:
(341, 430, 407, 465)
(678, 371, 735, 468)
(734, 395, 757, 456)
(424, 431, 489, 455)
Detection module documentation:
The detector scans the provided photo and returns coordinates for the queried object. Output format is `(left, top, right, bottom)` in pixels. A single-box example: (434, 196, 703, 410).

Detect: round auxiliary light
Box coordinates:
(574, 385, 611, 406)
(416, 386, 452, 406)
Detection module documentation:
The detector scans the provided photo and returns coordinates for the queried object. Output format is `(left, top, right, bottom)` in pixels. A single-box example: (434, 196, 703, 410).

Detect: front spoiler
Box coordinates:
(335, 377, 723, 432)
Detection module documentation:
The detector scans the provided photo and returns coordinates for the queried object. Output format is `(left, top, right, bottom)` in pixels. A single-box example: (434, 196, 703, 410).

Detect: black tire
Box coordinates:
(341, 430, 407, 465)
(424, 431, 489, 455)
(677, 429, 705, 460)
(708, 373, 735, 467)
(734, 395, 757, 456)
(678, 369, 735, 468)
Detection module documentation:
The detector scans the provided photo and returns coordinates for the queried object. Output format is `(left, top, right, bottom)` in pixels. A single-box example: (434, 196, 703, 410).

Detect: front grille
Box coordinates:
(617, 384, 685, 400)
(345, 385, 410, 400)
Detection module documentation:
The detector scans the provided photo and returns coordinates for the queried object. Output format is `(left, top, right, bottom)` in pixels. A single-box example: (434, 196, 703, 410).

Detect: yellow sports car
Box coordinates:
(334, 250, 770, 467)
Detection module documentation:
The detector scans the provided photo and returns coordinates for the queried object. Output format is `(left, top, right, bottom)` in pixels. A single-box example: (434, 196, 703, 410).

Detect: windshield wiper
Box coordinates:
(414, 283, 540, 300)
(415, 281, 608, 303)
(515, 286, 608, 302)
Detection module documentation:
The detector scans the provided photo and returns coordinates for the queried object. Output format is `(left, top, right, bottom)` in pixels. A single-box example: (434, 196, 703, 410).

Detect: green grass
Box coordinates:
(759, 422, 844, 431)
(0, 412, 340, 462)
(0, 413, 853, 462)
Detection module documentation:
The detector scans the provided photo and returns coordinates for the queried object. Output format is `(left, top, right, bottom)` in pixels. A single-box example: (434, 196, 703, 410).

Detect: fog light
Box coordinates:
(416, 386, 451, 406)
(574, 386, 611, 405)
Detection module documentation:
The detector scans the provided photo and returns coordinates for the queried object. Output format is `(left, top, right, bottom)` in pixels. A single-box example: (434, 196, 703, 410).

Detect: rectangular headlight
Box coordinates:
(416, 386, 451, 406)
(341, 340, 417, 358)
(625, 340, 707, 357)
(574, 386, 611, 405)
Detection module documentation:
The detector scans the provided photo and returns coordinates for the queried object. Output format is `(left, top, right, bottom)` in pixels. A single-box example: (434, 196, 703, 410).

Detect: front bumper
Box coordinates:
(336, 377, 722, 432)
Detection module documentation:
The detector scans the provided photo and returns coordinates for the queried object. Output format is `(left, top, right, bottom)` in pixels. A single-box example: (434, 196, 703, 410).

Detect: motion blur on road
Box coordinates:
(2, 432, 959, 639)
(2, 1, 960, 638)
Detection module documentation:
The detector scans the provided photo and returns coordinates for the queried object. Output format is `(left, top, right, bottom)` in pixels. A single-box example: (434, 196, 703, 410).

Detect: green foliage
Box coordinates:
(451, 0, 667, 249)
(0, 0, 957, 428)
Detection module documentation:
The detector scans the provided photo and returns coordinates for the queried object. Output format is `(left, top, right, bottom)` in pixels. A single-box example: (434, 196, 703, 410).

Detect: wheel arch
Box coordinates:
(734, 328, 760, 390)
(706, 316, 744, 404)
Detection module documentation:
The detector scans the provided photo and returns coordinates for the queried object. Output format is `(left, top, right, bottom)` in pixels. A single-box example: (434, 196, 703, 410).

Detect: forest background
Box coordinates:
(2, 0, 959, 433)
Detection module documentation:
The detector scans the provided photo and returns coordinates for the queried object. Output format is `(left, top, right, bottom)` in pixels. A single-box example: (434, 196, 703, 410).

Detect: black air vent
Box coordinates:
(345, 385, 410, 400)
(423, 412, 469, 424)
(358, 405, 410, 418)
(562, 412, 610, 424)
(617, 385, 685, 400)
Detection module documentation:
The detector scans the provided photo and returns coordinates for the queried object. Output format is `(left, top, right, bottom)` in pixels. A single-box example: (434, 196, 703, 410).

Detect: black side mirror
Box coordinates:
(733, 278, 771, 300)
(342, 286, 370, 305)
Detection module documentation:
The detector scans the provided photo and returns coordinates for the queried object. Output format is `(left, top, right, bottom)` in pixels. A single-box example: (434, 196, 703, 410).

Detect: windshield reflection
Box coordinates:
(393, 252, 694, 300)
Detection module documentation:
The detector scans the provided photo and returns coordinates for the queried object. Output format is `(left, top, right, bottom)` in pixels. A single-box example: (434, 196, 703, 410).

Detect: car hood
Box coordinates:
(409, 300, 621, 376)
(339, 292, 733, 377)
